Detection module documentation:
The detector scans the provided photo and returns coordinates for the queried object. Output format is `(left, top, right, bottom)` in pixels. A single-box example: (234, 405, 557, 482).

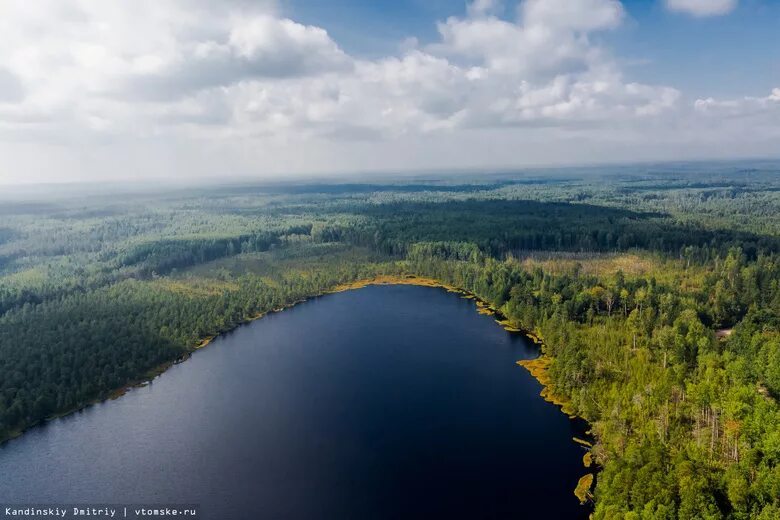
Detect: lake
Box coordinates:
(0, 284, 590, 519)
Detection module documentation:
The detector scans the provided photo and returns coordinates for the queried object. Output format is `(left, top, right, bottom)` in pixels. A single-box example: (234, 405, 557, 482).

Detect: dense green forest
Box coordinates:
(1, 161, 779, 519)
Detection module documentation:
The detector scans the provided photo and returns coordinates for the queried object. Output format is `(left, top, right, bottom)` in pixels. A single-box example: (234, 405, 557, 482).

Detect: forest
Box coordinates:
(1, 160, 779, 519)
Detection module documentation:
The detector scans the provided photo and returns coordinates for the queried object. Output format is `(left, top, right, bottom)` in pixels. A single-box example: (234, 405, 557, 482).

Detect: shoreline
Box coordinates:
(322, 274, 597, 505)
(0, 296, 313, 447)
(0, 273, 597, 509)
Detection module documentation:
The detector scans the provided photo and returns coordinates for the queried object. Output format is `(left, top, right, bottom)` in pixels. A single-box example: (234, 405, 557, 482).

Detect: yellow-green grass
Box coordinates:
(574, 473, 595, 504)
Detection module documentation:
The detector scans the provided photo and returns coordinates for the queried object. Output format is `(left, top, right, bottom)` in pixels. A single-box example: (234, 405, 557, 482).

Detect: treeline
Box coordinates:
(2, 189, 777, 322)
(0, 224, 315, 318)
(113, 229, 291, 276)
(0, 250, 387, 441)
(333, 200, 780, 260)
(402, 247, 780, 519)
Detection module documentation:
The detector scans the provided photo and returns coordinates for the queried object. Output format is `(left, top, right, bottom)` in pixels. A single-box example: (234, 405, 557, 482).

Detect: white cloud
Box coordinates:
(0, 0, 773, 183)
(0, 0, 676, 141)
(694, 88, 780, 118)
(209, 0, 678, 142)
(228, 16, 350, 75)
(0, 68, 23, 102)
(0, 0, 349, 108)
(467, 0, 504, 17)
(665, 0, 739, 17)
(521, 0, 624, 32)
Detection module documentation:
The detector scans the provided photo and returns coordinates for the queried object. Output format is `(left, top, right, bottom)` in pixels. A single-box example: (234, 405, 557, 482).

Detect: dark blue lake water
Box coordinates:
(0, 285, 590, 519)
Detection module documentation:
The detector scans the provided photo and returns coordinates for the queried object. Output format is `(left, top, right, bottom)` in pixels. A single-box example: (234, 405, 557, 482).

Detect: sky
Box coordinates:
(0, 0, 778, 185)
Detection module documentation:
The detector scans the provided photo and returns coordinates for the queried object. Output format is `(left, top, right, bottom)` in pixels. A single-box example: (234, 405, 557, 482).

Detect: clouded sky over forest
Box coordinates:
(0, 0, 778, 183)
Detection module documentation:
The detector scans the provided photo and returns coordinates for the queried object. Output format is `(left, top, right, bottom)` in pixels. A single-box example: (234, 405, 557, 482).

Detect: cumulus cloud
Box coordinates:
(665, 0, 739, 17)
(0, 0, 678, 142)
(113, 16, 351, 101)
(0, 0, 772, 183)
(0, 0, 349, 106)
(212, 0, 679, 140)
